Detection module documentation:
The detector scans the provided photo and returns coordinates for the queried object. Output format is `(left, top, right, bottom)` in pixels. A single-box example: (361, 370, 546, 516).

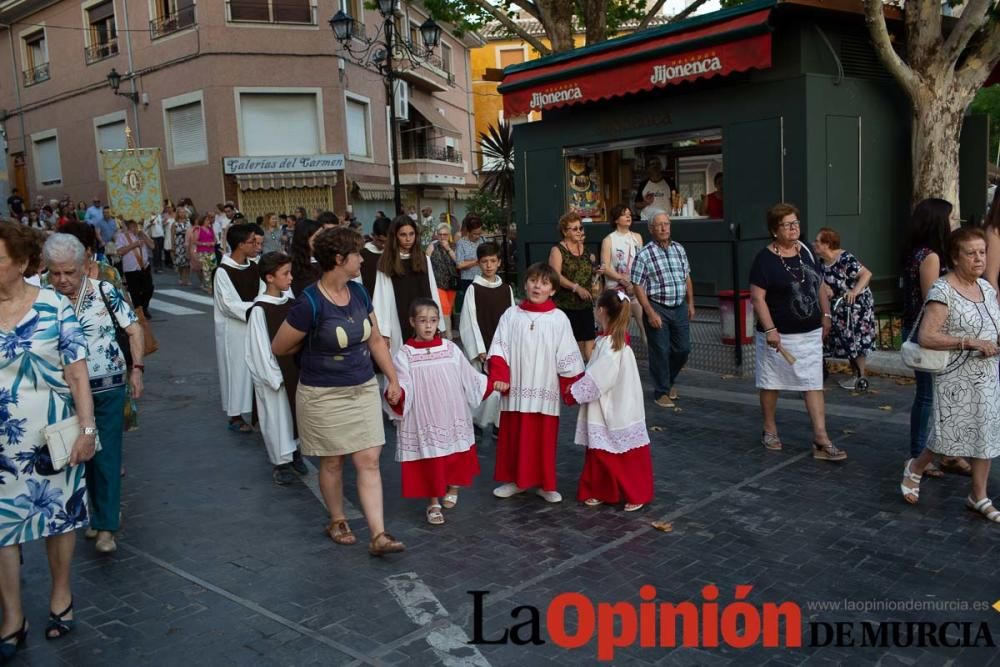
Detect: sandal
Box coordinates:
(900, 459, 921, 505)
(924, 462, 944, 478)
(45, 600, 75, 640)
(324, 519, 357, 546)
(940, 457, 972, 476)
(812, 441, 847, 461)
(441, 488, 459, 509)
(227, 419, 254, 433)
(0, 618, 28, 659)
(426, 504, 445, 525)
(368, 532, 405, 557)
(966, 496, 1000, 523)
(583, 498, 603, 507)
(624, 503, 645, 512)
(761, 431, 782, 451)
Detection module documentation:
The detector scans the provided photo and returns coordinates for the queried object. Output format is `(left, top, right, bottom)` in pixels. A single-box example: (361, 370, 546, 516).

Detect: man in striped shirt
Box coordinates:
(631, 212, 695, 408)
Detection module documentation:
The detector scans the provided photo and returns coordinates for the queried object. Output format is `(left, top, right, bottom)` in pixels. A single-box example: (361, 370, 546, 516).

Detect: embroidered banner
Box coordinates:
(101, 148, 164, 222)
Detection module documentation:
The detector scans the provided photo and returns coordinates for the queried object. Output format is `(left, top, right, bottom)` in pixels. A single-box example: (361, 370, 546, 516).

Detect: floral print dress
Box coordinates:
(0, 288, 89, 545)
(821, 251, 876, 360)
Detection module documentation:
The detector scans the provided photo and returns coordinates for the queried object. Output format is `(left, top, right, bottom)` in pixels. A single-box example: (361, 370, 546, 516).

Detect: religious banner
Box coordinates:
(101, 148, 164, 221)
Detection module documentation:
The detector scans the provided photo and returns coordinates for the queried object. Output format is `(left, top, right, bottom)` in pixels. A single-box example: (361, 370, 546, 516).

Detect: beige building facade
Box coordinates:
(0, 0, 481, 226)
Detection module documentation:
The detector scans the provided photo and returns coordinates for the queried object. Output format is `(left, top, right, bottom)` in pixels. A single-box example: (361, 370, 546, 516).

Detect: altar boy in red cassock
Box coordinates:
(486, 262, 585, 503)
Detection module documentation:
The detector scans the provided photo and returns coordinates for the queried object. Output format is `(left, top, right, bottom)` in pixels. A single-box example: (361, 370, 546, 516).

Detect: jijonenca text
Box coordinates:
(529, 86, 584, 110)
(650, 56, 723, 85)
(468, 585, 801, 661)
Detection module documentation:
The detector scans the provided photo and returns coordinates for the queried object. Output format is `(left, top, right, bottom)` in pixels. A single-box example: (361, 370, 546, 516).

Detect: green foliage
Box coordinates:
(971, 85, 1000, 162)
(479, 121, 515, 209)
(718, 0, 753, 7)
(466, 188, 508, 233)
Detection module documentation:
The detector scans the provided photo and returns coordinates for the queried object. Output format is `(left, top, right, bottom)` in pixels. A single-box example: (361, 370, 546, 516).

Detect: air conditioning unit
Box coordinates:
(393, 80, 409, 121)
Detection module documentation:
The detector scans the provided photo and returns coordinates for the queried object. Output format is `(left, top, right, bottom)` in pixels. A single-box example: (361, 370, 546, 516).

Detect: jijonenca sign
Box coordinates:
(650, 55, 723, 85)
(223, 154, 345, 175)
(530, 85, 584, 110)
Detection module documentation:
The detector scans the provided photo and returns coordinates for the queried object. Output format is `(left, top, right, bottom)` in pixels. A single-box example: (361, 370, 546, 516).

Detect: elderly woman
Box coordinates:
(813, 227, 876, 392)
(749, 203, 845, 461)
(43, 234, 144, 554)
(272, 227, 406, 556)
(0, 224, 96, 653)
(550, 211, 600, 360)
(426, 223, 459, 338)
(902, 227, 1000, 522)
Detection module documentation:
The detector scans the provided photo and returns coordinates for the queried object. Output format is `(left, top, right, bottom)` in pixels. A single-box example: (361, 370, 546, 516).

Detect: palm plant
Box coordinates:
(478, 120, 514, 211)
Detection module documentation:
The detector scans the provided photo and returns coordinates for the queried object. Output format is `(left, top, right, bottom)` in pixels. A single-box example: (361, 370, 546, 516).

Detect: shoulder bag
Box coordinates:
(900, 286, 951, 374)
(97, 281, 134, 369)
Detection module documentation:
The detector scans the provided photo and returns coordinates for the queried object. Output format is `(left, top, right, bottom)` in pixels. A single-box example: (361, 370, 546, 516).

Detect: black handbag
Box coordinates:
(97, 281, 134, 369)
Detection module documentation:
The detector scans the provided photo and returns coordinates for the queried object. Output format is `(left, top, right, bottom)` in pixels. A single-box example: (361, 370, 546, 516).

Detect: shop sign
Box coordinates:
(650, 55, 723, 85)
(223, 154, 345, 175)
(530, 85, 584, 111)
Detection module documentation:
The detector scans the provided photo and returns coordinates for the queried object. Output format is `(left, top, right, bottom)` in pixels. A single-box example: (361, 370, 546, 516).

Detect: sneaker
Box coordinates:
(839, 378, 859, 390)
(668, 387, 679, 401)
(290, 451, 308, 475)
(536, 489, 563, 503)
(272, 464, 296, 486)
(654, 394, 675, 408)
(493, 483, 525, 498)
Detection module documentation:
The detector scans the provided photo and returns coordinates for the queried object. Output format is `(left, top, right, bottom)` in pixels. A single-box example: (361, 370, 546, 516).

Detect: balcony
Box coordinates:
(225, 0, 317, 25)
(394, 43, 455, 92)
(84, 39, 118, 65)
(150, 5, 196, 40)
(22, 62, 49, 86)
(401, 143, 462, 164)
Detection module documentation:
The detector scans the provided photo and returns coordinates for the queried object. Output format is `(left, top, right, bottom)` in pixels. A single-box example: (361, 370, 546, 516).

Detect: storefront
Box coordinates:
(222, 154, 345, 222)
(498, 0, 990, 307)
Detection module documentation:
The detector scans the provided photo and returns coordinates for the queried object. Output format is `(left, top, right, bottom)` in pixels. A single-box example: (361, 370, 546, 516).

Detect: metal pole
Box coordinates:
(119, 0, 141, 145)
(384, 18, 402, 215)
(730, 222, 742, 368)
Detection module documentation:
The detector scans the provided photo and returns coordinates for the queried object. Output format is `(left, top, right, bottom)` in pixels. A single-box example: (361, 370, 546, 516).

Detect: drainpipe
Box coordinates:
(119, 0, 141, 144)
(4, 25, 28, 172)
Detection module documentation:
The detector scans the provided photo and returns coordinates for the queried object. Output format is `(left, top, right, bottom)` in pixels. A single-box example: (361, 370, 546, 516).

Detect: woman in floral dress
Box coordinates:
(173, 208, 192, 286)
(0, 224, 96, 655)
(814, 227, 876, 392)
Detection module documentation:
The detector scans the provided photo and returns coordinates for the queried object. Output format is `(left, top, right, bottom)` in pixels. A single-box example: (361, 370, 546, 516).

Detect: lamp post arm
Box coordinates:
(386, 16, 402, 215)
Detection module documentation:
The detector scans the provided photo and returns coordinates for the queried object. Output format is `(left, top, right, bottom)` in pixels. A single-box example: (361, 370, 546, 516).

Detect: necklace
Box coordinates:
(772, 243, 805, 283)
(318, 282, 354, 323)
(526, 311, 546, 331)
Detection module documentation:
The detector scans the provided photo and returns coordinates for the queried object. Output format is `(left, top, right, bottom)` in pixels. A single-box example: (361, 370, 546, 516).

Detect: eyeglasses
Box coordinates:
(777, 220, 801, 229)
(566, 226, 583, 232)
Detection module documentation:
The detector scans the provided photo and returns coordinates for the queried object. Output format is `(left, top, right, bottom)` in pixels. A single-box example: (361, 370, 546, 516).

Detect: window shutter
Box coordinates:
(346, 100, 369, 157)
(34, 137, 61, 185)
(88, 1, 115, 23)
(240, 94, 320, 156)
(168, 102, 208, 165)
(97, 120, 127, 151)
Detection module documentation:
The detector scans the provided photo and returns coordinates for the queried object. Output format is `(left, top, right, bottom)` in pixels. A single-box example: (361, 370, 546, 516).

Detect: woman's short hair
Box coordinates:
(816, 227, 841, 250)
(766, 203, 800, 236)
(558, 211, 582, 237)
(946, 226, 986, 270)
(462, 214, 483, 233)
(435, 223, 452, 236)
(607, 203, 630, 227)
(312, 227, 363, 272)
(43, 233, 87, 266)
(0, 223, 43, 276)
(524, 261, 559, 286)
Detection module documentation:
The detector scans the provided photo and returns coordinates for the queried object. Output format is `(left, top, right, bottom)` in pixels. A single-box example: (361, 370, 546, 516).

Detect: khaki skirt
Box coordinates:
(296, 379, 384, 457)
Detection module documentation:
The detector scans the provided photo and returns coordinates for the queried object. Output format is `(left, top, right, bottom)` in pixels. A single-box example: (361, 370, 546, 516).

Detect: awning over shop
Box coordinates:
(353, 181, 395, 201)
(409, 97, 461, 136)
(499, 1, 774, 117)
(422, 186, 479, 200)
(236, 171, 338, 191)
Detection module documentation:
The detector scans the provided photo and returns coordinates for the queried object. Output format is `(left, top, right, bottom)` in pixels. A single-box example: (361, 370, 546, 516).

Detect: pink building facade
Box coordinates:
(0, 0, 482, 226)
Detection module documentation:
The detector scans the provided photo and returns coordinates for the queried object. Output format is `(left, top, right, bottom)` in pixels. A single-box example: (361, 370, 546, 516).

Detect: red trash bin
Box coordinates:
(718, 290, 753, 345)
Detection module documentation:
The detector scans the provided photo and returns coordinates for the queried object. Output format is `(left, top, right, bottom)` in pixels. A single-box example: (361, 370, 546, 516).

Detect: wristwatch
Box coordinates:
(822, 313, 832, 319)
(82, 426, 98, 436)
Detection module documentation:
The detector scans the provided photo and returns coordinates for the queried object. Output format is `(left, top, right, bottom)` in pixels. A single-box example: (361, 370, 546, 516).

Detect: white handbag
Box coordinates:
(42, 416, 101, 472)
(900, 290, 951, 374)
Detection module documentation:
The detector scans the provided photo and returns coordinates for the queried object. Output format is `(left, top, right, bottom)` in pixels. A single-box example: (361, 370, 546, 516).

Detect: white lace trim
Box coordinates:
(557, 350, 584, 373)
(570, 375, 601, 404)
(575, 419, 650, 454)
(396, 419, 476, 462)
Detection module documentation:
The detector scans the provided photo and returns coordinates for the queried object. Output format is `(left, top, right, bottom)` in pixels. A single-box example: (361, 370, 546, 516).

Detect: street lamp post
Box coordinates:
(330, 1, 442, 216)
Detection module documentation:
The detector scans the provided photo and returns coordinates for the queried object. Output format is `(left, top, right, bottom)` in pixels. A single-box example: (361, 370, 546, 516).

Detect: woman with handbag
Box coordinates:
(0, 224, 96, 654)
(549, 211, 602, 361)
(426, 223, 459, 338)
(901, 227, 1000, 523)
(43, 234, 144, 554)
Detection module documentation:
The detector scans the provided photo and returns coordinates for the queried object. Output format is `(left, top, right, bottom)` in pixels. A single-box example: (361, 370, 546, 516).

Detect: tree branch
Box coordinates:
(941, 0, 992, 67)
(508, 0, 543, 22)
(638, 0, 669, 29)
(471, 0, 552, 55)
(905, 0, 943, 72)
(662, 0, 713, 26)
(863, 0, 919, 98)
(956, 15, 1000, 92)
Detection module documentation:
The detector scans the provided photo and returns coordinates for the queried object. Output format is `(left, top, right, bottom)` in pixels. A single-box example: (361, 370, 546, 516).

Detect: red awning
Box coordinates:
(500, 8, 773, 117)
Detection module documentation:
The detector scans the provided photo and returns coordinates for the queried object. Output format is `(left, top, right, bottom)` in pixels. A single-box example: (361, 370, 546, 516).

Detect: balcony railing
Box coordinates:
(401, 144, 463, 164)
(225, 0, 317, 25)
(394, 45, 456, 86)
(84, 38, 118, 65)
(22, 62, 50, 86)
(150, 5, 197, 40)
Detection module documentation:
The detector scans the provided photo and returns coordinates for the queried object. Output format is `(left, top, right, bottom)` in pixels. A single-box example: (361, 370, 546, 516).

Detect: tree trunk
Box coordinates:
(582, 0, 609, 46)
(534, 0, 576, 52)
(910, 88, 968, 220)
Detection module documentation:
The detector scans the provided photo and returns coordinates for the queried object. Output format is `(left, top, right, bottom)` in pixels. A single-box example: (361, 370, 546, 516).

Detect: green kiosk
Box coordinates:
(497, 0, 991, 373)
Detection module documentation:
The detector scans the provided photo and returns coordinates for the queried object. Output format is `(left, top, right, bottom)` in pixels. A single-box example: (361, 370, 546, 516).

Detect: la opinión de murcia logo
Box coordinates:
(529, 85, 584, 110)
(468, 587, 998, 661)
(650, 56, 723, 85)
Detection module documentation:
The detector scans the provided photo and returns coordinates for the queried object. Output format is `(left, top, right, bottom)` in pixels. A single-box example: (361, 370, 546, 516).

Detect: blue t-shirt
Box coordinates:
(286, 281, 375, 387)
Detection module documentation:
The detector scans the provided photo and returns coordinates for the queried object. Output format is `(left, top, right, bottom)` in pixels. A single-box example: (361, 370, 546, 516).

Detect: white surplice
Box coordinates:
(459, 275, 515, 428)
(386, 339, 487, 463)
(372, 253, 444, 355)
(570, 336, 650, 453)
(213, 255, 263, 416)
(245, 294, 297, 465)
(488, 306, 585, 417)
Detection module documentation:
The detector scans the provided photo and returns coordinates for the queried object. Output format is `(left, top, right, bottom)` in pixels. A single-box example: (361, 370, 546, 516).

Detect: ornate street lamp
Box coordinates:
(330, 7, 444, 214)
(106, 68, 139, 102)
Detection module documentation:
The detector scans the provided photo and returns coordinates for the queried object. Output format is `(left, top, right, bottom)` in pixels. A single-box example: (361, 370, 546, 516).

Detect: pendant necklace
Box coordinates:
(527, 312, 545, 330)
(319, 282, 354, 323)
(773, 244, 804, 283)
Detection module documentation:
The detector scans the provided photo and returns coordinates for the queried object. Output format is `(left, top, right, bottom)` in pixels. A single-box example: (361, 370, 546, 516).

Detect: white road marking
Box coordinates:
(386, 572, 491, 667)
(156, 289, 216, 306)
(147, 298, 203, 316)
(302, 459, 363, 520)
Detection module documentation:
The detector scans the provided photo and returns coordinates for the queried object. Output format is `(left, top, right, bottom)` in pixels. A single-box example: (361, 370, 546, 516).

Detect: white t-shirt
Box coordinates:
(640, 178, 672, 221)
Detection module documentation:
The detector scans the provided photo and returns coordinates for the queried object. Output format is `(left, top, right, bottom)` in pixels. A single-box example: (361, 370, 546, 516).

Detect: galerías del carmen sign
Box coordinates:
(223, 154, 345, 175)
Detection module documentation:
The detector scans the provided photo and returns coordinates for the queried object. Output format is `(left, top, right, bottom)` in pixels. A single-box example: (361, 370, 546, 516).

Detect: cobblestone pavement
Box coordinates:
(9, 282, 1000, 666)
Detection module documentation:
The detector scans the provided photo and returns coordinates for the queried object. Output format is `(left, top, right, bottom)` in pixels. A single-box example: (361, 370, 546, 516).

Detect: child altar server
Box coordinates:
(566, 289, 654, 511)
(487, 262, 585, 503)
(385, 298, 487, 525)
(458, 242, 515, 431)
(245, 252, 306, 486)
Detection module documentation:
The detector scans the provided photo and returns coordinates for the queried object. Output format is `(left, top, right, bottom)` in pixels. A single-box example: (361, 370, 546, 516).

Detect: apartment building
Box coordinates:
(0, 0, 482, 224)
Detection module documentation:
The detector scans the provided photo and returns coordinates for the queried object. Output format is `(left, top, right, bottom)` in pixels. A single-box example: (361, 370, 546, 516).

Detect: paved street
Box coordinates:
(11, 275, 1000, 666)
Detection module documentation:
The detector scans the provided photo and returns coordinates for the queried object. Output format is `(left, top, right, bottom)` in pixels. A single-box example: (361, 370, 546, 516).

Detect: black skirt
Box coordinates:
(561, 307, 596, 342)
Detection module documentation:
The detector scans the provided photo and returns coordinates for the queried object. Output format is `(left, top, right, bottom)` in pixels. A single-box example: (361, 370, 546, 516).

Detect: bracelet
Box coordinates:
(763, 327, 777, 334)
(133, 364, 145, 372)
(822, 313, 832, 319)
(960, 336, 967, 351)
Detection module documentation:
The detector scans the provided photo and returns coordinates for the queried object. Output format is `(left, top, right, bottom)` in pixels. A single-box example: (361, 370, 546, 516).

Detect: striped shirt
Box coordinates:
(630, 241, 690, 307)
